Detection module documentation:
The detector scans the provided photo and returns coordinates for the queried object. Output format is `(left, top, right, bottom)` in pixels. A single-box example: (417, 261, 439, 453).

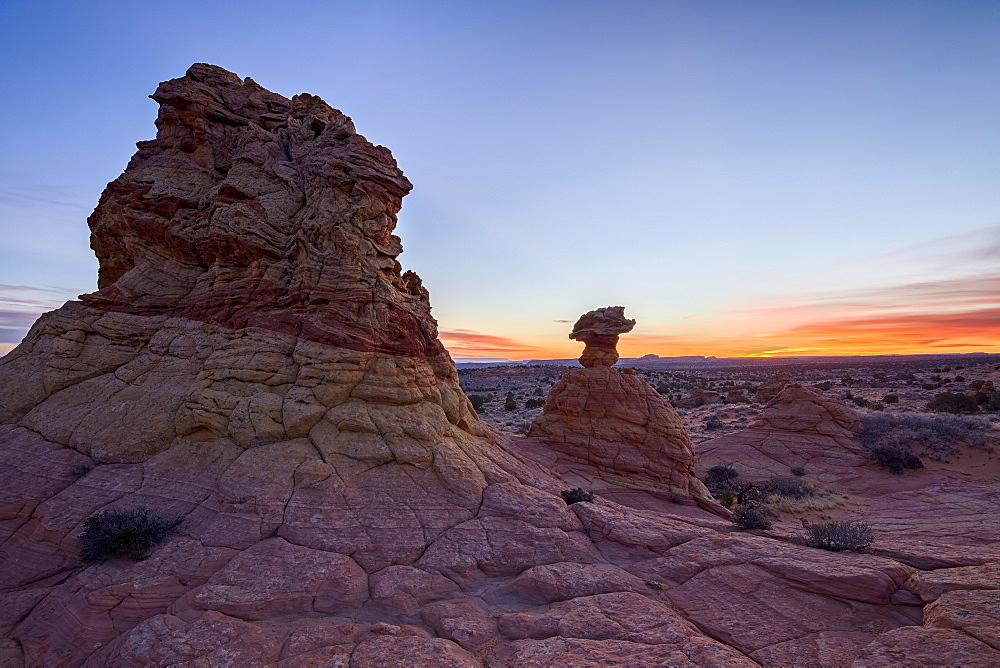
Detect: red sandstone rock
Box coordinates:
(569, 306, 635, 368)
(755, 372, 793, 403)
(530, 365, 719, 509)
(853, 626, 1000, 667)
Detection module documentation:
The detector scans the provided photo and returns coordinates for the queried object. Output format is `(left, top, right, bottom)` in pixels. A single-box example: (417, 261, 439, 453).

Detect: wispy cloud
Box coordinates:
(439, 329, 540, 358)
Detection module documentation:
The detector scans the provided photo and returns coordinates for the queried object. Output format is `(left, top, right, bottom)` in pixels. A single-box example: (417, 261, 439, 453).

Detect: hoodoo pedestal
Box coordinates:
(530, 307, 720, 510)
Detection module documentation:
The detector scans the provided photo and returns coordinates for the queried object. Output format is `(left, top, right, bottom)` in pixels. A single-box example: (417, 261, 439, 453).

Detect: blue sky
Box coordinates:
(1, 1, 998, 357)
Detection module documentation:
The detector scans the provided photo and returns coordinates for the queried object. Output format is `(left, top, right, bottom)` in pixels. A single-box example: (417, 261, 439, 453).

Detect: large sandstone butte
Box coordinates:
(1, 65, 997, 666)
(530, 308, 719, 510)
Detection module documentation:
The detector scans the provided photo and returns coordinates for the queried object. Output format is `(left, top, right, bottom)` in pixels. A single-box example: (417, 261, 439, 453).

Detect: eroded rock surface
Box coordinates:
(1, 66, 995, 667)
(569, 306, 634, 368)
(530, 310, 719, 509)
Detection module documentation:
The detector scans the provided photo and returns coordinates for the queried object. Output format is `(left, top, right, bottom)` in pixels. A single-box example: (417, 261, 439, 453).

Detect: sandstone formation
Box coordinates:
(1, 65, 997, 666)
(530, 309, 720, 510)
(698, 383, 864, 483)
(755, 372, 792, 403)
(569, 306, 634, 368)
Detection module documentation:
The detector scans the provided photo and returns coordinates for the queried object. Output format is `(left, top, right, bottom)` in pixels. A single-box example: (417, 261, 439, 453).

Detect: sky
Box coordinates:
(1, 0, 998, 360)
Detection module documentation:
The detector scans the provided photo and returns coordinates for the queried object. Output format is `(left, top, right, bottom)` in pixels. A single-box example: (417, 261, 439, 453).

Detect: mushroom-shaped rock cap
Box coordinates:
(569, 306, 636, 342)
(569, 306, 636, 368)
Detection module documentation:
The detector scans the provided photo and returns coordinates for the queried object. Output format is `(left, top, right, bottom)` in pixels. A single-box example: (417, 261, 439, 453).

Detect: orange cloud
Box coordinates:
(439, 329, 543, 358)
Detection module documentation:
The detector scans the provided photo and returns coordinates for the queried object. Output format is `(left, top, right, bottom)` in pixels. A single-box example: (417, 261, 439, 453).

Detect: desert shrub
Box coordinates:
(719, 489, 735, 509)
(504, 392, 518, 411)
(731, 505, 772, 530)
(926, 392, 979, 414)
(970, 379, 986, 390)
(524, 398, 545, 409)
(704, 415, 725, 430)
(732, 481, 765, 506)
(467, 394, 488, 412)
(790, 465, 806, 476)
(704, 464, 739, 490)
(800, 521, 874, 552)
(80, 506, 179, 563)
(765, 477, 812, 499)
(883, 394, 899, 404)
(860, 413, 994, 465)
(560, 488, 594, 505)
(814, 381, 833, 391)
(869, 444, 924, 474)
(982, 394, 1000, 411)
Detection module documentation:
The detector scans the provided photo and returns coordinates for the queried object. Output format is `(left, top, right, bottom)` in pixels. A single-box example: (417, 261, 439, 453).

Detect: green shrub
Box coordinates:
(813, 381, 833, 391)
(504, 392, 518, 411)
(80, 506, 179, 563)
(882, 394, 899, 404)
(790, 465, 806, 476)
(560, 488, 594, 505)
(801, 521, 873, 552)
(927, 392, 979, 414)
(731, 505, 772, 530)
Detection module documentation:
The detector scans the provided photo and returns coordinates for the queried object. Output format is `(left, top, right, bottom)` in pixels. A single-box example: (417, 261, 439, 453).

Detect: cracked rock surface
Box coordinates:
(1, 65, 997, 666)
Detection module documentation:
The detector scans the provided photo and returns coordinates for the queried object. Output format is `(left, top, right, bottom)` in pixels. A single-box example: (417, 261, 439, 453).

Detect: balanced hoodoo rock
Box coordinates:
(530, 308, 720, 510)
(570, 306, 635, 368)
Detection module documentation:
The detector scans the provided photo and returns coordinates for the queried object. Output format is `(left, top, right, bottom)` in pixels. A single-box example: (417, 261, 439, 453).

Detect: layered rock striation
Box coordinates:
(569, 306, 635, 368)
(698, 383, 864, 481)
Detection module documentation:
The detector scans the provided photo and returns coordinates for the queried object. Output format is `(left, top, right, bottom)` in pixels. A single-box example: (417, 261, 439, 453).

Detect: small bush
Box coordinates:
(869, 444, 924, 474)
(731, 505, 772, 530)
(814, 381, 833, 391)
(704, 464, 739, 489)
(79, 506, 179, 563)
(504, 392, 518, 411)
(883, 394, 899, 404)
(801, 521, 874, 552)
(560, 488, 594, 505)
(467, 394, 488, 412)
(704, 415, 725, 430)
(790, 465, 806, 476)
(524, 398, 545, 409)
(927, 392, 979, 414)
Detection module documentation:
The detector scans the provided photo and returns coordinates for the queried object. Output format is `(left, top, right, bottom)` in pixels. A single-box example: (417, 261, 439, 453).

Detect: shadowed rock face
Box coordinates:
(0, 66, 995, 667)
